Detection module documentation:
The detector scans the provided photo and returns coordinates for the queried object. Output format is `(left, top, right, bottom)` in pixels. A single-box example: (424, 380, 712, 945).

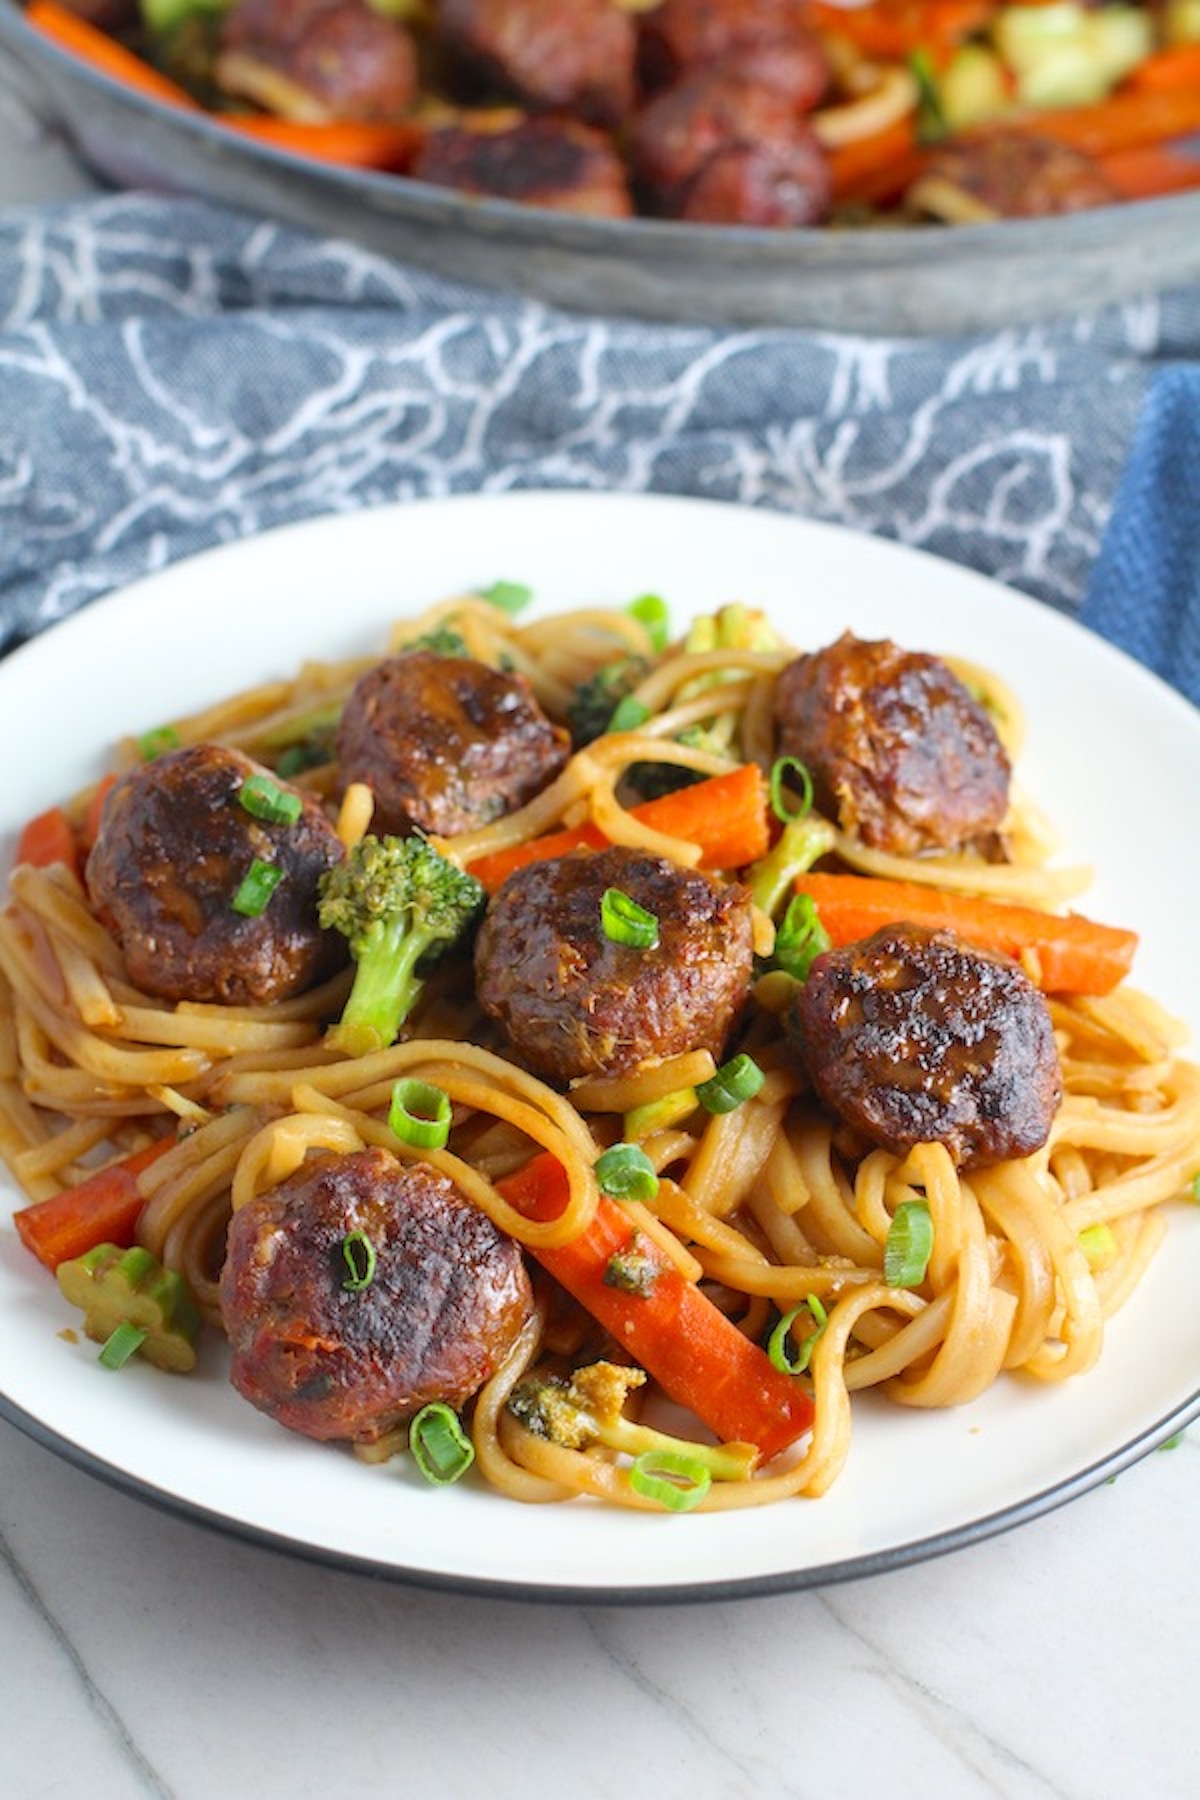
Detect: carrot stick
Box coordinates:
(23, 2, 200, 111)
(828, 114, 928, 207)
(1099, 141, 1200, 201)
(1126, 44, 1200, 94)
(78, 773, 118, 862)
(496, 1152, 813, 1461)
(1000, 87, 1200, 158)
(13, 1138, 176, 1272)
(810, 2, 993, 61)
(222, 117, 421, 171)
(15, 806, 80, 878)
(794, 873, 1138, 996)
(467, 763, 770, 894)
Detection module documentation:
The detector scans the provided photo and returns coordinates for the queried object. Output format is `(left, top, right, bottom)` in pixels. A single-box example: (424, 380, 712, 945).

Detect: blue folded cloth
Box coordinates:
(1081, 367, 1200, 707)
(1, 194, 1198, 708)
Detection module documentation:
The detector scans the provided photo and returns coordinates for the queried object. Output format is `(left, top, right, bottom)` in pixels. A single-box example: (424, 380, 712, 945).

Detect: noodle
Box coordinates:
(3, 585, 1198, 1516)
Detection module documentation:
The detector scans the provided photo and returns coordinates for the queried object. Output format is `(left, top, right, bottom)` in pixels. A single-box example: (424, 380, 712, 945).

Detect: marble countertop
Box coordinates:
(1, 85, 1197, 1800)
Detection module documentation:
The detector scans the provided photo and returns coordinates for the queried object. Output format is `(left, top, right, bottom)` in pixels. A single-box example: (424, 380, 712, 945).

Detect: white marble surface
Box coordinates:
(1, 79, 1198, 1800)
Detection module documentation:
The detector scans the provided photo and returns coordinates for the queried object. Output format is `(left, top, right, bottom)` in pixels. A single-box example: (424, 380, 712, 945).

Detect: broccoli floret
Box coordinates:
(508, 1362, 757, 1483)
(567, 656, 649, 747)
(408, 624, 471, 659)
(317, 834, 486, 1057)
(683, 603, 782, 658)
(746, 815, 837, 917)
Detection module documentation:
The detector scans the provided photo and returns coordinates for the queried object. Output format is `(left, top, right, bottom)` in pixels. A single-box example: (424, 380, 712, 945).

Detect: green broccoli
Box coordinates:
(317, 834, 486, 1058)
(408, 624, 472, 659)
(746, 814, 837, 917)
(508, 1362, 757, 1486)
(567, 656, 649, 746)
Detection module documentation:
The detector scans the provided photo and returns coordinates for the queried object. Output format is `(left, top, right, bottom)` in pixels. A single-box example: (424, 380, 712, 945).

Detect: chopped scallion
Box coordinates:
(340, 1230, 377, 1292)
(231, 858, 283, 918)
(769, 755, 814, 824)
(388, 1078, 452, 1151)
(481, 579, 533, 615)
(767, 1295, 828, 1374)
(774, 893, 831, 982)
(600, 887, 659, 949)
(696, 1052, 765, 1115)
(98, 1321, 148, 1370)
(627, 593, 670, 652)
(883, 1201, 934, 1288)
(238, 773, 303, 827)
(629, 1449, 711, 1513)
(608, 694, 651, 733)
(409, 1401, 475, 1485)
(594, 1142, 659, 1204)
(137, 725, 180, 762)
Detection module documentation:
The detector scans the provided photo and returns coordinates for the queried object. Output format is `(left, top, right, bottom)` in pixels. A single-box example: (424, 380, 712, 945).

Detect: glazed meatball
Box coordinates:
(629, 70, 831, 227)
(773, 633, 1011, 857)
(336, 650, 570, 838)
(475, 845, 755, 1083)
(911, 131, 1120, 221)
(85, 744, 345, 1007)
(435, 0, 637, 127)
(217, 0, 418, 121)
(787, 923, 1063, 1170)
(220, 1147, 532, 1443)
(638, 0, 829, 108)
(412, 116, 634, 217)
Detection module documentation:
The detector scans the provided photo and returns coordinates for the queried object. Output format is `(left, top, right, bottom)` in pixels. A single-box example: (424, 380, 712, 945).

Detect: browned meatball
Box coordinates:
(773, 633, 1011, 857)
(475, 845, 755, 1083)
(435, 0, 637, 127)
(85, 744, 345, 1007)
(630, 70, 831, 226)
(787, 923, 1062, 1170)
(911, 131, 1120, 221)
(220, 1147, 532, 1444)
(337, 650, 570, 838)
(411, 115, 634, 217)
(218, 0, 418, 121)
(638, 0, 829, 108)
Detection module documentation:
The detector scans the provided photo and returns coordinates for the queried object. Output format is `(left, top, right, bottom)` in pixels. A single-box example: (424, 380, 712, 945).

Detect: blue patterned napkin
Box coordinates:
(1, 194, 1198, 706)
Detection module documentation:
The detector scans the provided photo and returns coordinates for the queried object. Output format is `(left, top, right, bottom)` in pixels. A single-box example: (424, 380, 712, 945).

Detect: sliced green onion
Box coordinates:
(231, 858, 283, 918)
(409, 1402, 475, 1485)
(594, 1142, 659, 1203)
(340, 1230, 377, 1292)
(98, 1321, 148, 1370)
(388, 1078, 453, 1150)
(767, 1295, 828, 1375)
(600, 887, 659, 949)
(608, 694, 651, 733)
(884, 1200, 934, 1288)
(137, 724, 180, 762)
(481, 579, 533, 615)
(696, 1053, 765, 1115)
(629, 1449, 711, 1513)
(774, 893, 831, 982)
(627, 592, 670, 652)
(1077, 1222, 1116, 1271)
(1189, 1172, 1200, 1204)
(238, 773, 303, 827)
(769, 755, 814, 824)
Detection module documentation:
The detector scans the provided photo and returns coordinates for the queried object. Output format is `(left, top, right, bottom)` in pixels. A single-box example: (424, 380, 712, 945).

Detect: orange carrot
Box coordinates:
(1126, 44, 1200, 94)
(79, 773, 118, 862)
(222, 117, 421, 171)
(794, 873, 1138, 996)
(496, 1152, 813, 1461)
(828, 115, 928, 207)
(15, 806, 79, 878)
(811, 2, 993, 61)
(1099, 141, 1200, 201)
(23, 2, 200, 110)
(14, 1138, 176, 1272)
(1000, 87, 1200, 158)
(467, 763, 770, 894)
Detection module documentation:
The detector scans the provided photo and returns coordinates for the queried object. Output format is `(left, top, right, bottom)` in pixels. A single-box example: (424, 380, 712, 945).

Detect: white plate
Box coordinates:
(1, 491, 1197, 1601)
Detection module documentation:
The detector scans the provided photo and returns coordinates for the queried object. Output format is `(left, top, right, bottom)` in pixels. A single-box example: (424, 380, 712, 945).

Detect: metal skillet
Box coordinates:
(2, 0, 1198, 335)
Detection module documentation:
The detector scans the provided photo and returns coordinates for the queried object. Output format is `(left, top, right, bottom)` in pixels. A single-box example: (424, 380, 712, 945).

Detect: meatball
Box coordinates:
(85, 744, 345, 1007)
(220, 1147, 532, 1443)
(911, 131, 1119, 221)
(773, 633, 1011, 858)
(217, 0, 418, 121)
(411, 115, 634, 217)
(336, 650, 570, 839)
(787, 923, 1063, 1170)
(629, 70, 831, 227)
(434, 0, 637, 127)
(638, 0, 829, 109)
(475, 845, 755, 1083)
